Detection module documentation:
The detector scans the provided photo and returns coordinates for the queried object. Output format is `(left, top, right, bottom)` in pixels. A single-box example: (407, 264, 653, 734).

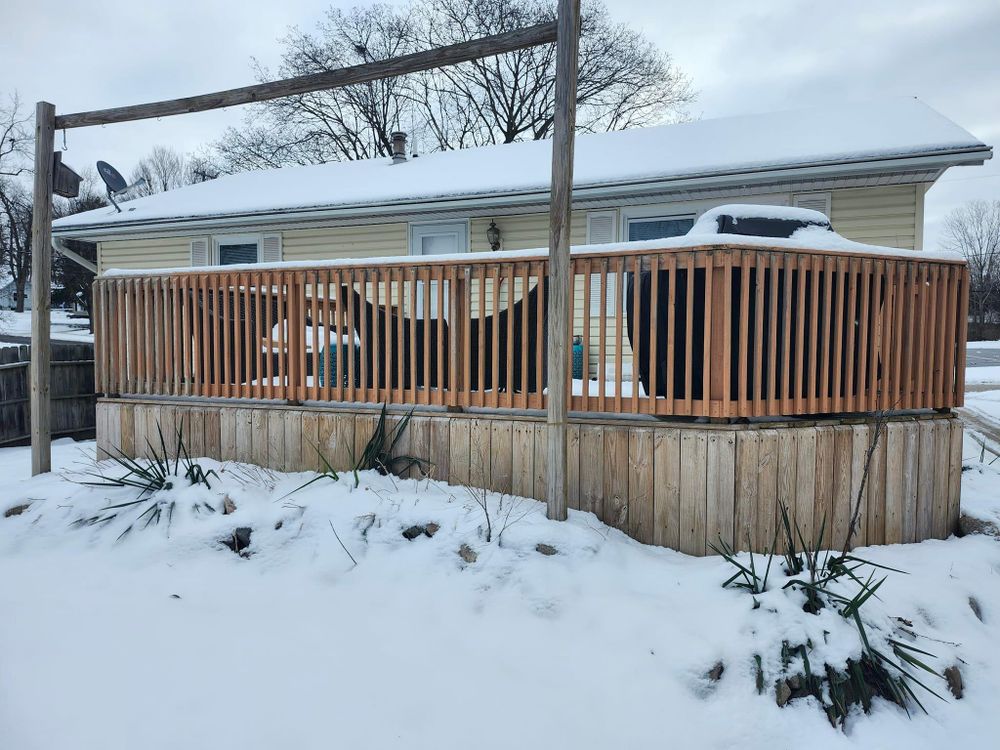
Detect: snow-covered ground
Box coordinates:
(0, 309, 94, 344)
(2, 400, 1000, 749)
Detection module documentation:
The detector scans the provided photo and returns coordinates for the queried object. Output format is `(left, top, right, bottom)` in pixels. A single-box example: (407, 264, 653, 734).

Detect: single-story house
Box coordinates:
(53, 98, 990, 275)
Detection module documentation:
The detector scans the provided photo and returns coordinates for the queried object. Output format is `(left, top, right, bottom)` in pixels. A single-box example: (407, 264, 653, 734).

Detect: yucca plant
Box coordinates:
(350, 403, 429, 487)
(716, 503, 943, 728)
(74, 422, 219, 541)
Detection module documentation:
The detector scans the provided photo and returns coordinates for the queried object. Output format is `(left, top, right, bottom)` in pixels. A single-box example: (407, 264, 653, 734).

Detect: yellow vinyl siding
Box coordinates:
(281, 223, 407, 261)
(98, 237, 191, 274)
(830, 185, 921, 250)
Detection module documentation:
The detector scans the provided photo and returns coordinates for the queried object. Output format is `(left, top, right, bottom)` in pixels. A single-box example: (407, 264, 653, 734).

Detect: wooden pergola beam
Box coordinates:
(53, 23, 557, 130)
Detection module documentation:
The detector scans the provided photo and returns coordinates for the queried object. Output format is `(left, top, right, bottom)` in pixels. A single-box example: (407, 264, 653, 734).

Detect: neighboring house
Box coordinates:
(0, 280, 30, 311)
(52, 99, 990, 276)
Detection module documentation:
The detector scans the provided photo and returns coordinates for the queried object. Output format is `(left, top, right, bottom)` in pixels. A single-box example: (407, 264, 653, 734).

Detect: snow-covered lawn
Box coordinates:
(1, 413, 999, 748)
(0, 309, 94, 343)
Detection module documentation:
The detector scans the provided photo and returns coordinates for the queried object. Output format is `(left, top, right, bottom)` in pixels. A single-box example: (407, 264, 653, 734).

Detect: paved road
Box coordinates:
(967, 348, 1000, 367)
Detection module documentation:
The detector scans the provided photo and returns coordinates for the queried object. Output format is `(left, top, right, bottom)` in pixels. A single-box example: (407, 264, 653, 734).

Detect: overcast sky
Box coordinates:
(3, 0, 998, 249)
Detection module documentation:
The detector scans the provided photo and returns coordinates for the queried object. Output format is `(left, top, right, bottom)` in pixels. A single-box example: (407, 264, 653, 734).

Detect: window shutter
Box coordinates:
(587, 211, 618, 315)
(793, 192, 832, 220)
(586, 211, 617, 245)
(261, 233, 283, 263)
(190, 237, 209, 266)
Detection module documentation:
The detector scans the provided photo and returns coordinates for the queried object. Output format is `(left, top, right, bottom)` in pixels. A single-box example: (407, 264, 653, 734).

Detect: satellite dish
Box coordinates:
(96, 160, 146, 213)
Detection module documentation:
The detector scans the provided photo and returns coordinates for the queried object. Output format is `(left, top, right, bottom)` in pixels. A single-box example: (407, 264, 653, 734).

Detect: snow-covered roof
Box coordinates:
(54, 98, 989, 235)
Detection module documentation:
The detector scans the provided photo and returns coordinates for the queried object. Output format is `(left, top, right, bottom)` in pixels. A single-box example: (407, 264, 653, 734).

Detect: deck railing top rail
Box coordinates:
(92, 242, 969, 420)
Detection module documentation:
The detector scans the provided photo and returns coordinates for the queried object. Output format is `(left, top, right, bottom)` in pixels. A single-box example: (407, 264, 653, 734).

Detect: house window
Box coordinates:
(410, 221, 468, 256)
(214, 234, 259, 265)
(625, 215, 694, 242)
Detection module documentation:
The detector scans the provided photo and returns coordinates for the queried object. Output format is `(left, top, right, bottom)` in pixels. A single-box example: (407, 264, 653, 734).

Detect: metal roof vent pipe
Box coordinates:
(390, 131, 408, 164)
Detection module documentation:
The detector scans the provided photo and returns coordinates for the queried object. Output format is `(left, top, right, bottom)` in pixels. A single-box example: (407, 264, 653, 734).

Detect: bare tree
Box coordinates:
(130, 146, 187, 196)
(211, 0, 695, 170)
(943, 199, 1000, 340)
(0, 92, 30, 179)
(0, 179, 32, 312)
(214, 3, 420, 171)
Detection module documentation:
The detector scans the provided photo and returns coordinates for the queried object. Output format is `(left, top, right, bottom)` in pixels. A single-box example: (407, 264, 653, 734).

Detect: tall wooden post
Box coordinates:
(545, 0, 580, 521)
(30, 101, 56, 475)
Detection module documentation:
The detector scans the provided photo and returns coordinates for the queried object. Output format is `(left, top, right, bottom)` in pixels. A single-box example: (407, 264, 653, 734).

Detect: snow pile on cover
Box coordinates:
(688, 202, 832, 236)
(1, 436, 999, 749)
(53, 98, 985, 231)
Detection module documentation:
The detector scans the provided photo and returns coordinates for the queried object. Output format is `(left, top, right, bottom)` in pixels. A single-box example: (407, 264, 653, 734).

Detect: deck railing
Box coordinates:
(91, 243, 969, 418)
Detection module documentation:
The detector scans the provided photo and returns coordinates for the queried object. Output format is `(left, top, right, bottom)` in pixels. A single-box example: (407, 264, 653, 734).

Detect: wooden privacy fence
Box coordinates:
(91, 243, 968, 418)
(0, 343, 96, 445)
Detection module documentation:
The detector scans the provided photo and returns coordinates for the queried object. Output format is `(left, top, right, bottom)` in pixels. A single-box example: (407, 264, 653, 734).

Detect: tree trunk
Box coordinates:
(14, 278, 26, 313)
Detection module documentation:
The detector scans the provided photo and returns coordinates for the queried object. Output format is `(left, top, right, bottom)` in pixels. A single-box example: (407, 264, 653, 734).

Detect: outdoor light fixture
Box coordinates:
(486, 220, 502, 251)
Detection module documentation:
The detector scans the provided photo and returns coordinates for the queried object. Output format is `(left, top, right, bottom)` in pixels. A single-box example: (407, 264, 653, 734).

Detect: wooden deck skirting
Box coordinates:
(91, 243, 969, 420)
(96, 398, 962, 554)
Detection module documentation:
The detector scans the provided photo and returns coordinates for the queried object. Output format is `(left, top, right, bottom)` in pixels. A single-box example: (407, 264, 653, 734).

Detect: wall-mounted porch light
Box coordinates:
(486, 220, 502, 251)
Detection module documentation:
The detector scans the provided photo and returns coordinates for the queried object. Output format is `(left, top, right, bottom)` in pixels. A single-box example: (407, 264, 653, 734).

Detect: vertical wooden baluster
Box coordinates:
(408, 267, 417, 405)
(298, 273, 309, 402)
(900, 264, 915, 409)
(914, 264, 928, 409)
(263, 272, 273, 399)
(520, 262, 530, 410)
(333, 268, 345, 404)
(767, 254, 781, 415)
(870, 260, 885, 412)
(178, 277, 189, 396)
(818, 258, 832, 413)
(934, 263, 949, 409)
(807, 256, 820, 414)
(829, 258, 844, 412)
(502, 264, 513, 409)
(254, 271, 271, 398)
(857, 260, 871, 413)
(330, 268, 342, 403)
(684, 252, 695, 417)
(278, 273, 288, 400)
(927, 264, 941, 409)
(343, 268, 354, 404)
(435, 268, 445, 405)
(421, 267, 431, 406)
(144, 278, 154, 395)
(738, 251, 751, 416)
(240, 273, 251, 400)
(92, 282, 103, 393)
(844, 258, 860, 414)
(384, 269, 393, 405)
(359, 270, 370, 404)
(955, 265, 969, 405)
(647, 255, 659, 415)
(722, 252, 733, 417)
(463, 266, 473, 408)
(753, 253, 765, 417)
(155, 277, 165, 394)
(780, 254, 794, 415)
(198, 275, 210, 398)
(630, 255, 641, 414)
(878, 260, 897, 410)
(941, 265, 956, 407)
(614, 256, 625, 415)
(666, 253, 677, 416)
(537, 262, 547, 409)
(219, 273, 229, 398)
(490, 265, 501, 410)
(795, 254, 808, 414)
(598, 260, 608, 413)
(702, 253, 714, 418)
(890, 262, 904, 410)
(310, 271, 319, 402)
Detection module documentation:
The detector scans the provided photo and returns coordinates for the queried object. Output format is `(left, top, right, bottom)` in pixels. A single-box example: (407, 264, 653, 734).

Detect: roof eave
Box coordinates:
(53, 144, 992, 241)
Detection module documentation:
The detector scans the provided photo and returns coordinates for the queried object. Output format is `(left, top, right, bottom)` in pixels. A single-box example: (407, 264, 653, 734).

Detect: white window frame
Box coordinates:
(620, 207, 697, 243)
(408, 220, 470, 257)
(212, 233, 261, 265)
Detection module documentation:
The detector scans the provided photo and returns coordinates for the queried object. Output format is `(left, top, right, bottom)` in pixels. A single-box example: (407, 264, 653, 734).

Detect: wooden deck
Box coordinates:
(89, 242, 968, 553)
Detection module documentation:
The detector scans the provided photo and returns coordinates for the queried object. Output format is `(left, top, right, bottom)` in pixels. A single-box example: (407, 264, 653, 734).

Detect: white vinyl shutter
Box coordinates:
(190, 237, 209, 266)
(261, 233, 283, 263)
(793, 192, 832, 220)
(587, 211, 618, 315)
